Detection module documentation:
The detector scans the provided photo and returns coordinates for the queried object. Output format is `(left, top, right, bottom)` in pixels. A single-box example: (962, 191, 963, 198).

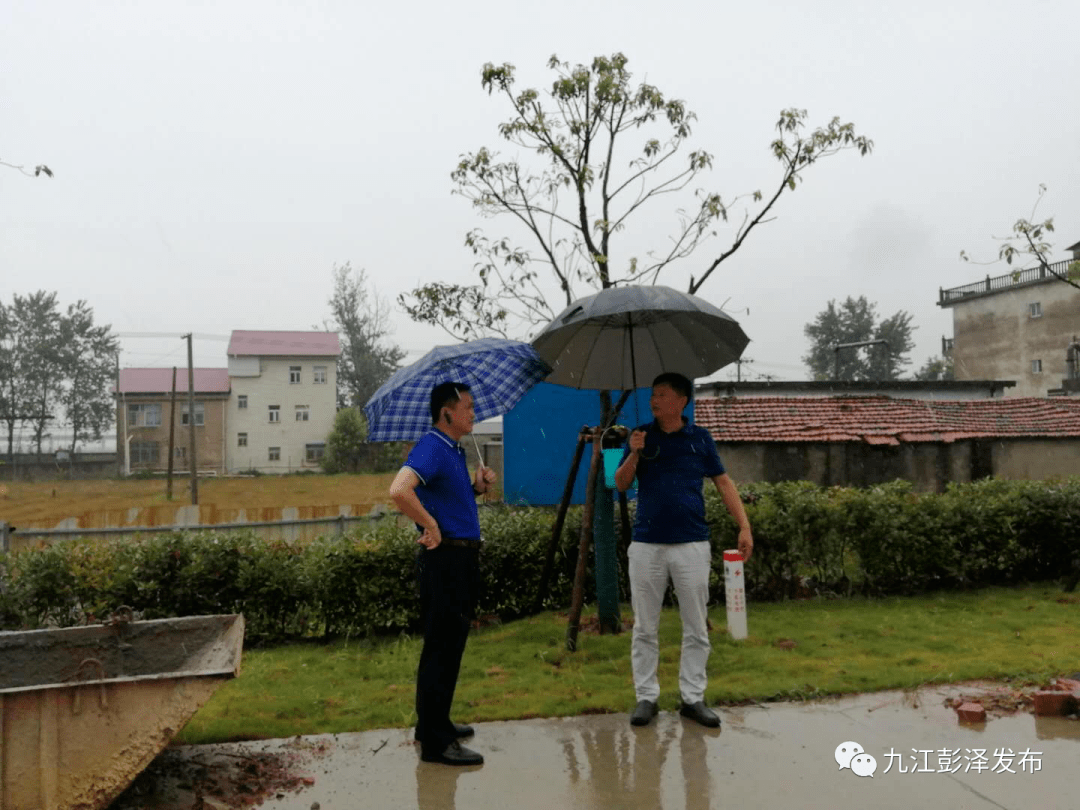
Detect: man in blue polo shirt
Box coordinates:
(389, 382, 495, 766)
(615, 372, 753, 728)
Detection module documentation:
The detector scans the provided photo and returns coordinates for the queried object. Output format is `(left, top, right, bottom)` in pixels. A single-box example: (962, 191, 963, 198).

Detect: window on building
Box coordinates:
(1029, 302, 1042, 318)
(306, 443, 325, 463)
(268, 405, 280, 423)
(295, 405, 310, 422)
(238, 432, 248, 447)
(268, 446, 281, 461)
(290, 366, 302, 384)
(238, 395, 248, 409)
(130, 441, 159, 464)
(175, 446, 186, 462)
(181, 402, 205, 426)
(1032, 359, 1043, 373)
(313, 365, 327, 384)
(127, 403, 162, 428)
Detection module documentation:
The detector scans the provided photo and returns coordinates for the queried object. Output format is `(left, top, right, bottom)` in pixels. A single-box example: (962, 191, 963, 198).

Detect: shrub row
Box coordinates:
(705, 477, 1080, 600)
(1, 478, 1077, 644)
(0, 508, 586, 644)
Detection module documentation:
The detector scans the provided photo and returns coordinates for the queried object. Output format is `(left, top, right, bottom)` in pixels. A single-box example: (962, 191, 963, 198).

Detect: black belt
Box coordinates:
(440, 536, 482, 549)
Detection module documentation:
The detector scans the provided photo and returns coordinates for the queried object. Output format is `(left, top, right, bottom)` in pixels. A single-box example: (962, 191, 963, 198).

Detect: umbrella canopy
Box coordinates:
(531, 285, 750, 391)
(363, 338, 552, 442)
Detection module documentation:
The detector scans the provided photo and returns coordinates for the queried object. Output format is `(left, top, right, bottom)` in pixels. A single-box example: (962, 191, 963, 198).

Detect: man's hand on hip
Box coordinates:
(418, 523, 442, 550)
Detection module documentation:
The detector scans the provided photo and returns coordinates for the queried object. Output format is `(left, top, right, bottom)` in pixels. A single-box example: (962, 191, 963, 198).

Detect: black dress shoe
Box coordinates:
(679, 701, 720, 728)
(630, 699, 659, 726)
(453, 722, 475, 738)
(420, 740, 485, 766)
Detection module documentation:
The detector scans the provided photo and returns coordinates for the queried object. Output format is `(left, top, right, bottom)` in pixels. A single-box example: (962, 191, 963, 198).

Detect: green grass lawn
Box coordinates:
(177, 583, 1080, 744)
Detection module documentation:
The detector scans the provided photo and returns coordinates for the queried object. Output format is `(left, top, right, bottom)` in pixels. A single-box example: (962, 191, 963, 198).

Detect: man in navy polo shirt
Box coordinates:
(389, 382, 496, 766)
(615, 372, 753, 728)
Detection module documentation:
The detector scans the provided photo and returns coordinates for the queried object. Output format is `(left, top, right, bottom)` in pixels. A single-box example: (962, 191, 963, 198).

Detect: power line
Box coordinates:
(116, 331, 230, 340)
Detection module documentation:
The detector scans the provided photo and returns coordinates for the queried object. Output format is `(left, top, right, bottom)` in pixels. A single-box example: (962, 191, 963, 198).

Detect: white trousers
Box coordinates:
(628, 540, 711, 704)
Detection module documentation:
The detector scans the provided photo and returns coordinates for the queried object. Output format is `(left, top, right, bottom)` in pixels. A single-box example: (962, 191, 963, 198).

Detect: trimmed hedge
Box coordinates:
(1, 478, 1077, 644)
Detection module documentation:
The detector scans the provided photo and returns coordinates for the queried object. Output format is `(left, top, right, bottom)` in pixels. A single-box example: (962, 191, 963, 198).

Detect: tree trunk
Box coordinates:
(532, 426, 589, 615)
(566, 429, 601, 651)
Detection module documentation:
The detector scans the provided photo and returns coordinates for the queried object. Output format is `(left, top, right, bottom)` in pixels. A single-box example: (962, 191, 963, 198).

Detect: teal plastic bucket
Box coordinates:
(602, 448, 623, 489)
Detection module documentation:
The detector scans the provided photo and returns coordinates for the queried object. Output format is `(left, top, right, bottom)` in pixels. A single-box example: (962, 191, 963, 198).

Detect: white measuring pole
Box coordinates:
(723, 549, 748, 640)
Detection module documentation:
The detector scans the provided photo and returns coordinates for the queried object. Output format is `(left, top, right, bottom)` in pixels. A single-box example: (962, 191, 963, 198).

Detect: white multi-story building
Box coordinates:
(224, 330, 340, 473)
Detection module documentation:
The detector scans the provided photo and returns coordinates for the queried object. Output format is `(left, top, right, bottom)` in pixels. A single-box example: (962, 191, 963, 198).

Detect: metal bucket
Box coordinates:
(0, 613, 244, 810)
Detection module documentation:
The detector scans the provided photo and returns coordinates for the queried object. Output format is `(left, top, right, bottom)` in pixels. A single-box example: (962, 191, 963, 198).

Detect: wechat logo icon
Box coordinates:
(835, 741, 877, 778)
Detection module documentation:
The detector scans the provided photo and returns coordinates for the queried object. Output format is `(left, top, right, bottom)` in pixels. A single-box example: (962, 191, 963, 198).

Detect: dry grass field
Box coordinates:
(0, 473, 402, 529)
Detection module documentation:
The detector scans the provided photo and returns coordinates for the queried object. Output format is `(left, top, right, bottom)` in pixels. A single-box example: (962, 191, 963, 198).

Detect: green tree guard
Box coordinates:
(594, 478, 622, 634)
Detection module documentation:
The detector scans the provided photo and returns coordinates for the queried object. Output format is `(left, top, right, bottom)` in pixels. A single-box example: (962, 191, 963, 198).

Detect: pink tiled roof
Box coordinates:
(695, 396, 1080, 444)
(116, 368, 230, 394)
(228, 330, 340, 357)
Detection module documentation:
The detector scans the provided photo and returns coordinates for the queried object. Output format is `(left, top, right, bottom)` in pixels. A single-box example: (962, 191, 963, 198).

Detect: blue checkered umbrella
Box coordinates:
(363, 338, 552, 442)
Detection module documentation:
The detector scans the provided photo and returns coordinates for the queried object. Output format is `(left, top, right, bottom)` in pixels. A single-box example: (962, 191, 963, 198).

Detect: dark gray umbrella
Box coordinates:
(531, 285, 750, 392)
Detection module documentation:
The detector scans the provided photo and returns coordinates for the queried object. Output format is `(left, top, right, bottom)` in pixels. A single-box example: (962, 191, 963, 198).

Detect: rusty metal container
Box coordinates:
(0, 613, 244, 810)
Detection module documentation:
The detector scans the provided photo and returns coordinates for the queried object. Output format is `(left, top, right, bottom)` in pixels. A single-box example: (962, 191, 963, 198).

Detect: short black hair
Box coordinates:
(430, 382, 471, 424)
(652, 372, 692, 402)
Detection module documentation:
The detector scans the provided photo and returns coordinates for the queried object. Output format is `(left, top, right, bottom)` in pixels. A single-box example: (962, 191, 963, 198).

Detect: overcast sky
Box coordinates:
(3, 0, 1078, 384)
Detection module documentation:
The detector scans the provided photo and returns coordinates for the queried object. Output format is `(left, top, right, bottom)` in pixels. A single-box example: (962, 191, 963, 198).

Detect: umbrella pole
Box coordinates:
(628, 318, 641, 426)
(607, 389, 633, 428)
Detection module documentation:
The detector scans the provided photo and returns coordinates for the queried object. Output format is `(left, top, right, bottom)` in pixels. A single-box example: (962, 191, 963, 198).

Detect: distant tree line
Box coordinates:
(803, 295, 953, 382)
(0, 292, 118, 458)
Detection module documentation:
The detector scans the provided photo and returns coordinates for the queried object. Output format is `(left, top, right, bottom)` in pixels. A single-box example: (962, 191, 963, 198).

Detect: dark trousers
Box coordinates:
(415, 543, 479, 752)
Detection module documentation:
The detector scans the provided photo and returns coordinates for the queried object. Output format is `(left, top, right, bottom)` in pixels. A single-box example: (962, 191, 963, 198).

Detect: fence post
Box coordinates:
(336, 513, 345, 537)
(1, 522, 13, 554)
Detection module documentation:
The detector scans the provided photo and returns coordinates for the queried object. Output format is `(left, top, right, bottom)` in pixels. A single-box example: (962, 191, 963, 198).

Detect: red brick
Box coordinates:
(1033, 691, 1076, 717)
(1052, 678, 1080, 692)
(955, 702, 986, 723)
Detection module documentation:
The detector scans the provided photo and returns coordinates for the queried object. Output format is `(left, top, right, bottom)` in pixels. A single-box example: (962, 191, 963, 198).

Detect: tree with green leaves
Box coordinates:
(321, 263, 406, 409)
(912, 355, 955, 382)
(55, 300, 119, 456)
(10, 291, 63, 456)
(803, 296, 915, 381)
(320, 407, 369, 474)
(960, 184, 1080, 291)
(400, 53, 873, 342)
(0, 293, 62, 457)
(0, 302, 18, 457)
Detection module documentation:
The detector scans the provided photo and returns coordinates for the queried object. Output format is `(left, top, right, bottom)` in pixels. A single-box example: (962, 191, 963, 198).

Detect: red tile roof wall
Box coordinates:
(227, 330, 340, 357)
(116, 368, 230, 394)
(695, 396, 1080, 444)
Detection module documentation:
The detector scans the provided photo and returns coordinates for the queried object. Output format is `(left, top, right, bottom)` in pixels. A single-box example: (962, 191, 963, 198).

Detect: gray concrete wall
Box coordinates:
(716, 437, 1080, 491)
(991, 438, 1080, 480)
(0, 453, 119, 482)
(951, 280, 1079, 396)
(715, 444, 765, 484)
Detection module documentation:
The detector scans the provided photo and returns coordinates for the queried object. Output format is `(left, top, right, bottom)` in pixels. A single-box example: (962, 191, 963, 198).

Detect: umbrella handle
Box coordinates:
(470, 433, 486, 470)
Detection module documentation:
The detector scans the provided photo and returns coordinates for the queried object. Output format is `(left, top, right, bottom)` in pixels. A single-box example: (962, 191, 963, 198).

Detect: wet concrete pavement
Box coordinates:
(119, 683, 1078, 810)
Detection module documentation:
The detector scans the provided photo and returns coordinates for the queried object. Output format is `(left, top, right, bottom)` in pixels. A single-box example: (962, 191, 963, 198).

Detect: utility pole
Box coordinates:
(183, 334, 198, 505)
(116, 351, 129, 476)
(732, 357, 754, 383)
(167, 366, 177, 501)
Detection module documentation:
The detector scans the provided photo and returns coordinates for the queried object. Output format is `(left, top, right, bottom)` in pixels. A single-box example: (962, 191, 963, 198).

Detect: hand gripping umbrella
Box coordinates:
(363, 337, 552, 464)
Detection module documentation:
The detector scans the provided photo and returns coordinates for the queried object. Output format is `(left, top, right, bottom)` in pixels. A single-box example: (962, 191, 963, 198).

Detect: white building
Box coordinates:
(224, 330, 340, 473)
